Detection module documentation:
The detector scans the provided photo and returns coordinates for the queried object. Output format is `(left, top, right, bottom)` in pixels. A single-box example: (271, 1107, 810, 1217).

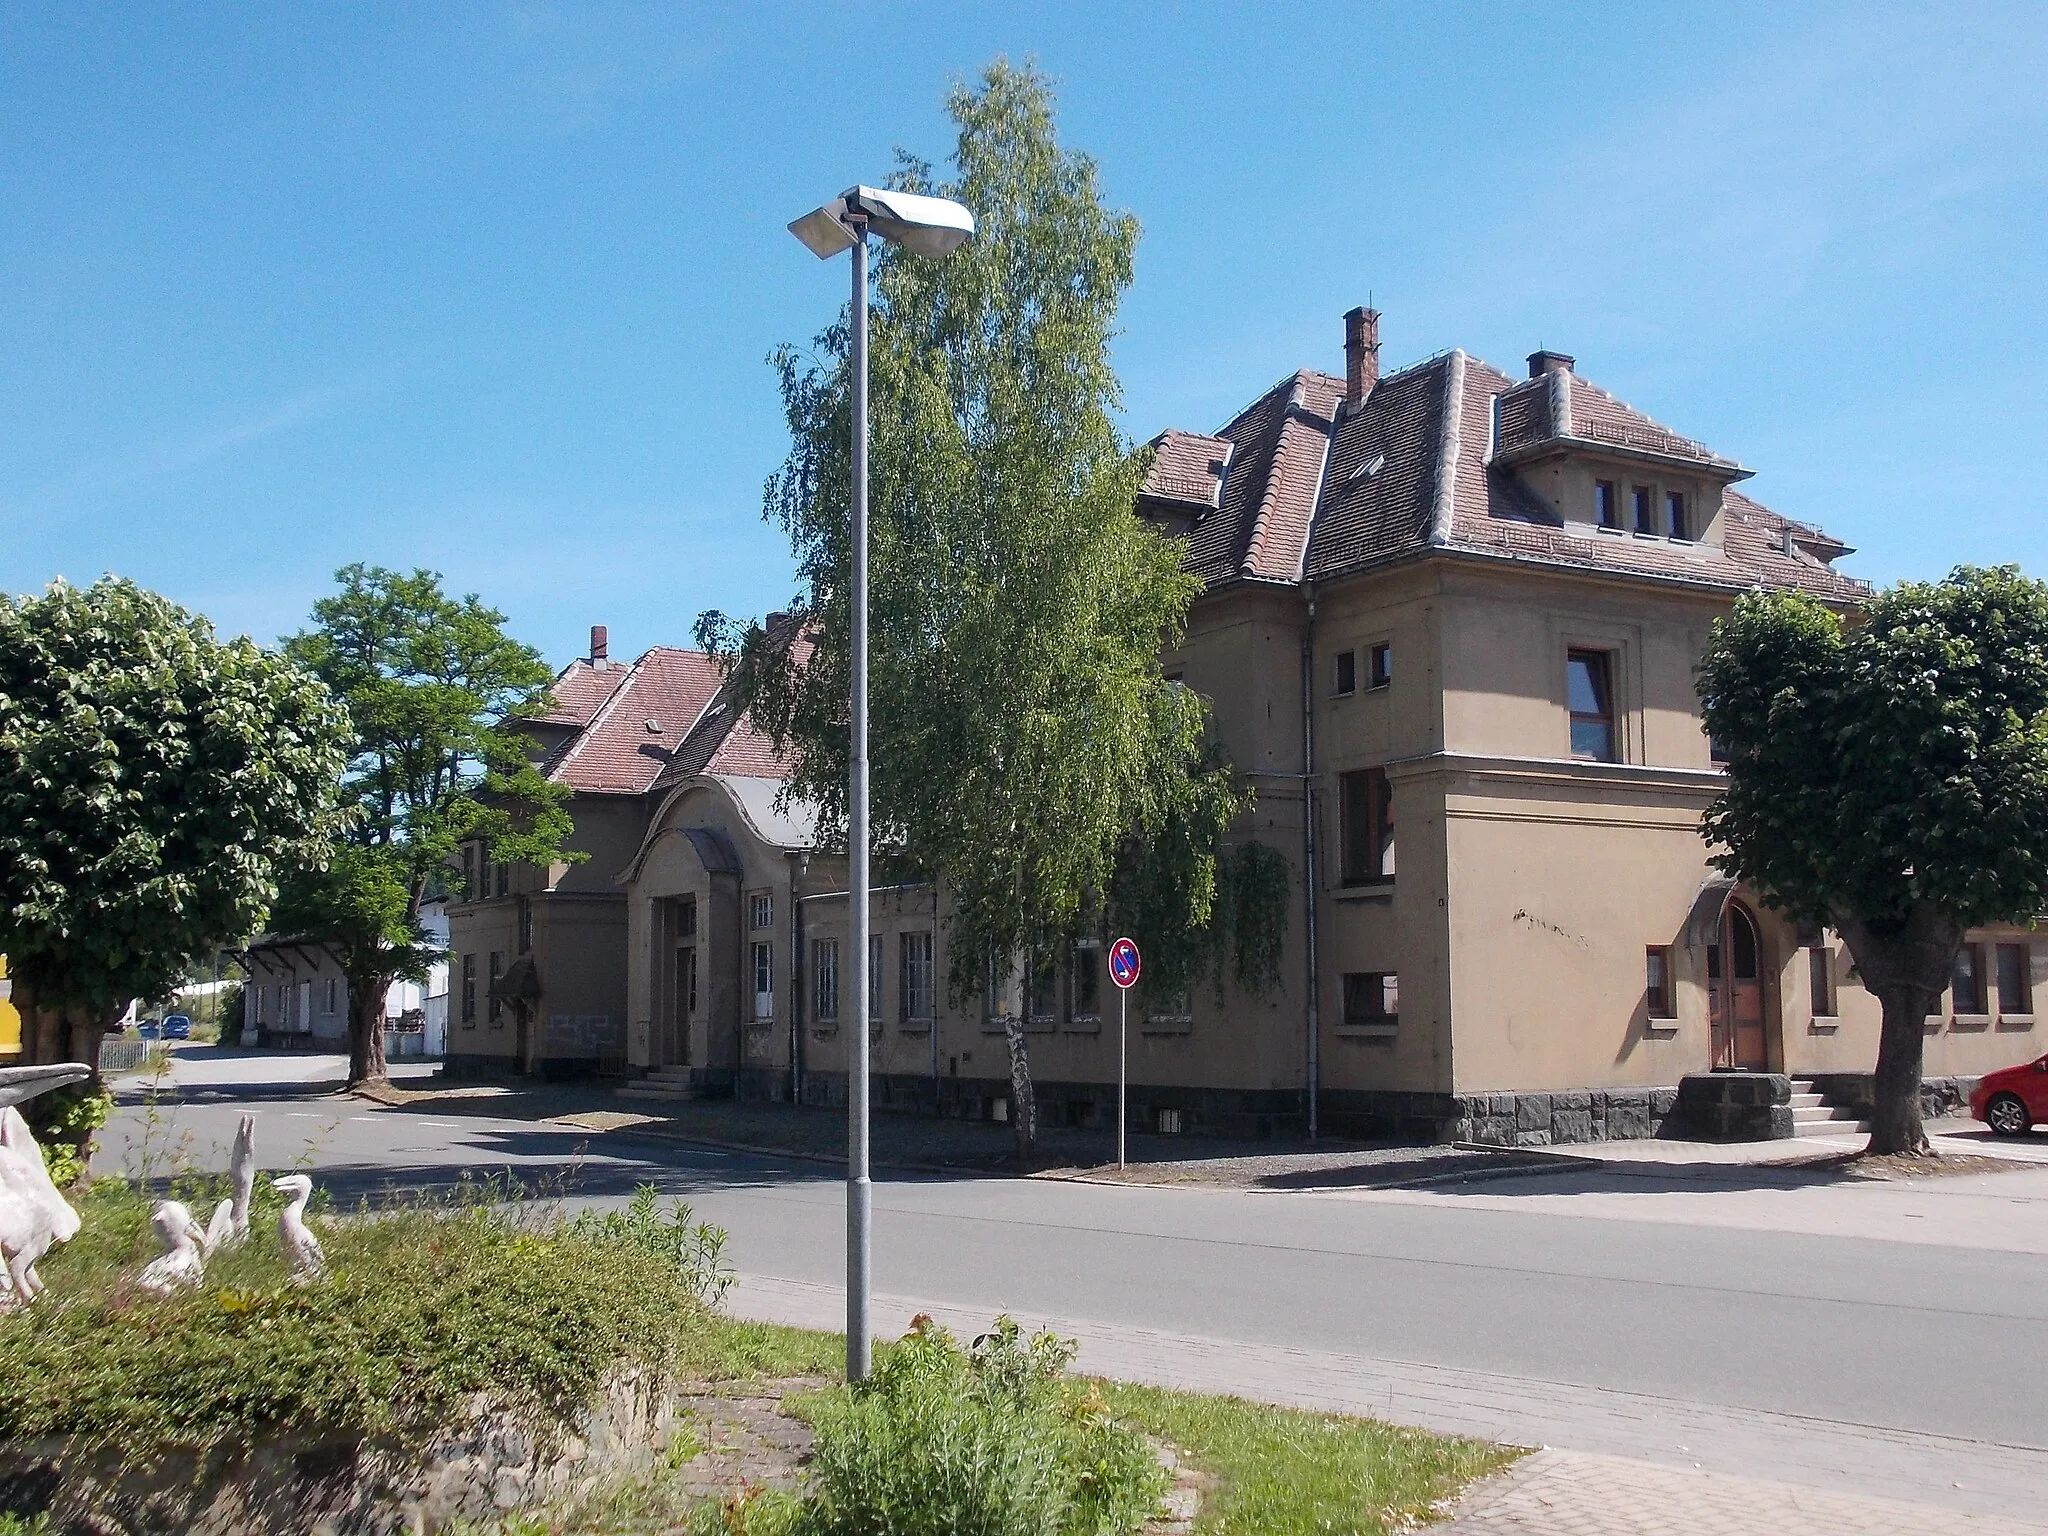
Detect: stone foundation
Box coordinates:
(1675, 1072, 1794, 1140)
(1804, 1072, 1978, 1121)
(0, 1369, 676, 1536)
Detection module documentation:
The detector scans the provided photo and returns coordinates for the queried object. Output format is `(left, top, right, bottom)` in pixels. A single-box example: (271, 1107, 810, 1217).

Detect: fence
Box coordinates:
(98, 1039, 146, 1073)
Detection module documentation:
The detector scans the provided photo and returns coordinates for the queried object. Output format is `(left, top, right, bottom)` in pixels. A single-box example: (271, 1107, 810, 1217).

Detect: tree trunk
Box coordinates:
(1832, 903, 1961, 1156)
(1003, 1014, 1037, 1164)
(348, 974, 392, 1086)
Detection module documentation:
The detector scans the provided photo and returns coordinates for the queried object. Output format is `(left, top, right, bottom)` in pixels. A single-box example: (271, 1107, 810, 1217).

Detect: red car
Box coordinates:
(1971, 1054, 2048, 1137)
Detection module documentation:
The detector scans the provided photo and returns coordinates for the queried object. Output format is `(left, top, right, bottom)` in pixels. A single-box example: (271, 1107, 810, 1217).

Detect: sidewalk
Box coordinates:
(728, 1273, 2048, 1532)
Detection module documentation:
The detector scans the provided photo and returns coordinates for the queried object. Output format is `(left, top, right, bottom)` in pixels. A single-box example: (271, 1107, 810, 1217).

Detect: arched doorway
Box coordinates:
(1708, 902, 1771, 1070)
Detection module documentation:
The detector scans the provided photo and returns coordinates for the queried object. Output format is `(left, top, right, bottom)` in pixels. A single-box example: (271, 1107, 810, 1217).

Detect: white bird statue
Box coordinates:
(0, 1070, 89, 1310)
(137, 1200, 208, 1296)
(273, 1174, 324, 1282)
(201, 1115, 258, 1257)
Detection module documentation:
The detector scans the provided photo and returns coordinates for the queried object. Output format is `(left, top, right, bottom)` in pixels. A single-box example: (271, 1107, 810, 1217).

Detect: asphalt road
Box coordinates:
(96, 1051, 2048, 1458)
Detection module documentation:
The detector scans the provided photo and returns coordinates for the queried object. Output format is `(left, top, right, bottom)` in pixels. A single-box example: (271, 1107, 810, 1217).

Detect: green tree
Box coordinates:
(1698, 566, 2048, 1154)
(0, 577, 349, 1067)
(705, 60, 1259, 1159)
(278, 565, 577, 1085)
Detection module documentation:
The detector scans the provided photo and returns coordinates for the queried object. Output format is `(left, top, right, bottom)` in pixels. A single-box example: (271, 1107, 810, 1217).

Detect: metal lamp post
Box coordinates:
(789, 184, 973, 1382)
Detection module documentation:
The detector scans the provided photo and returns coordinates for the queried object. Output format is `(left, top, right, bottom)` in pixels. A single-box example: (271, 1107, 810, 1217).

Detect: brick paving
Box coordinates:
(1438, 1448, 2048, 1535)
(729, 1274, 2048, 1530)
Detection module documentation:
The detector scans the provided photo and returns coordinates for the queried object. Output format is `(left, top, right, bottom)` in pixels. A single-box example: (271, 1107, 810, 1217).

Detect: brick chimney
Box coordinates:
(1527, 350, 1575, 379)
(1344, 306, 1381, 407)
(589, 625, 609, 666)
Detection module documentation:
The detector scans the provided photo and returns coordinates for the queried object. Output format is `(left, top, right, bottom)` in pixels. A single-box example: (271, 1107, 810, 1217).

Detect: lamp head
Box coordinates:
(789, 185, 975, 260)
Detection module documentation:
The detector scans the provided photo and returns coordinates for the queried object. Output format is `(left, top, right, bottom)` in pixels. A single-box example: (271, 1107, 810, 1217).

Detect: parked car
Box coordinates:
(137, 1020, 159, 1039)
(160, 1014, 192, 1040)
(1970, 1054, 2048, 1136)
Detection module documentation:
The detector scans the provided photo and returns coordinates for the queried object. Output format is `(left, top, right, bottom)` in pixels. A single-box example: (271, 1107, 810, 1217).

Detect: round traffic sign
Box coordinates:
(1108, 937, 1141, 990)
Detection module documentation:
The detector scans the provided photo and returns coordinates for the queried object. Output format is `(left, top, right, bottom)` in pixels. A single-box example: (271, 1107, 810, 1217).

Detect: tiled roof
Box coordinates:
(1165, 346, 1864, 604)
(648, 629, 809, 797)
(531, 658, 632, 727)
(545, 647, 725, 795)
(1179, 370, 1344, 585)
(1141, 430, 1233, 510)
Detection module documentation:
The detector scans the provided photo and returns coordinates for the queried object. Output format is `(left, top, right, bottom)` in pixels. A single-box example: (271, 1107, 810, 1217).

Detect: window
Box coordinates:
(813, 939, 839, 1022)
(494, 861, 509, 899)
(1596, 480, 1619, 529)
(1369, 642, 1392, 689)
(1809, 946, 1835, 1018)
(679, 898, 697, 939)
(750, 893, 773, 931)
(1339, 767, 1396, 884)
(517, 896, 532, 955)
(1568, 650, 1616, 762)
(324, 977, 338, 1016)
(752, 941, 774, 1018)
(1952, 944, 1985, 1015)
(1997, 944, 2032, 1015)
(487, 952, 502, 1024)
(1343, 972, 1398, 1026)
(461, 843, 477, 899)
(1071, 942, 1101, 1020)
(900, 932, 936, 1024)
(461, 955, 476, 1025)
(870, 933, 884, 1022)
(1334, 649, 1356, 696)
(1646, 948, 1674, 1019)
(1667, 490, 1689, 541)
(1026, 949, 1058, 1021)
(986, 953, 1021, 1025)
(1146, 982, 1193, 1025)
(1632, 485, 1655, 535)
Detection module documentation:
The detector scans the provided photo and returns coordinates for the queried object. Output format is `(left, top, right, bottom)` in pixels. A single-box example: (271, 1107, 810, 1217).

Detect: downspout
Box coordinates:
(732, 871, 747, 1100)
(1301, 581, 1321, 1140)
(788, 851, 809, 1104)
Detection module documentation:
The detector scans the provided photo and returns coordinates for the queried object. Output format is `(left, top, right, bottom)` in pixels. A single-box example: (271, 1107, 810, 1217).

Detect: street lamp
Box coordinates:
(789, 183, 973, 1381)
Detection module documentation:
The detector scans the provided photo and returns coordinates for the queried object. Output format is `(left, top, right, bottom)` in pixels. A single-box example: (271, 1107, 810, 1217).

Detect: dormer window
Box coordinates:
(1632, 486, 1655, 536)
(1596, 480, 1619, 529)
(1667, 491, 1689, 542)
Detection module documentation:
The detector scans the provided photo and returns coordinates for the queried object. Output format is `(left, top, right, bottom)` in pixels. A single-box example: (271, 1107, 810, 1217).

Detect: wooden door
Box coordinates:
(663, 945, 695, 1067)
(1711, 904, 1769, 1070)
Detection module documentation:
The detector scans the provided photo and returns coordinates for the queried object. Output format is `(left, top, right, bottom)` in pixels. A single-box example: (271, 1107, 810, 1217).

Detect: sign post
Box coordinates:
(1107, 937, 1141, 1170)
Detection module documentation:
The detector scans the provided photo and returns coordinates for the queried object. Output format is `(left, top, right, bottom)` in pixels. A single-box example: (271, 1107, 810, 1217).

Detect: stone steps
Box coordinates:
(617, 1067, 701, 1102)
(1789, 1078, 1870, 1137)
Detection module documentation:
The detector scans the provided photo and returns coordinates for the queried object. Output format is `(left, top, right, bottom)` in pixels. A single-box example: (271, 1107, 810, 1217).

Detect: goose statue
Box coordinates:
(201, 1115, 257, 1256)
(137, 1200, 208, 1296)
(0, 1064, 92, 1309)
(273, 1174, 325, 1282)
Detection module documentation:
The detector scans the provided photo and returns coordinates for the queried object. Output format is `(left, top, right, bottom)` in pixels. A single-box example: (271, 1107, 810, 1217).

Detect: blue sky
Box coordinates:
(4, 4, 2044, 669)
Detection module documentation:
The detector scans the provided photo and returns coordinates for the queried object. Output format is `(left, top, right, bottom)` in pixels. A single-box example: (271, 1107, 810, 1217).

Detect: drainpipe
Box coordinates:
(1301, 582, 1322, 1140)
(788, 851, 809, 1104)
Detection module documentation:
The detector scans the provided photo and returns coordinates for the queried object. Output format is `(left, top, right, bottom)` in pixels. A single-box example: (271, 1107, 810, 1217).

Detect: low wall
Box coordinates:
(1675, 1073, 1794, 1140)
(0, 1369, 675, 1536)
(1804, 1073, 1978, 1121)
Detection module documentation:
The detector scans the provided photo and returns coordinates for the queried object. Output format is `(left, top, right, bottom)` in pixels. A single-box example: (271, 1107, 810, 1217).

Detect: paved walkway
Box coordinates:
(1437, 1449, 2048, 1535)
(729, 1274, 2048, 1530)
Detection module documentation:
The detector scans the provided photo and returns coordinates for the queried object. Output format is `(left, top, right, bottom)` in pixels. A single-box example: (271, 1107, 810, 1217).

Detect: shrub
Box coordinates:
(22, 1084, 112, 1188)
(0, 1181, 739, 1451)
(796, 1316, 1163, 1536)
(567, 1184, 732, 1306)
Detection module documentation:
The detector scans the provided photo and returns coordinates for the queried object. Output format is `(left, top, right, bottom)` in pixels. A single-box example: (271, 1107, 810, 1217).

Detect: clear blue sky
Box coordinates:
(4, 4, 2044, 670)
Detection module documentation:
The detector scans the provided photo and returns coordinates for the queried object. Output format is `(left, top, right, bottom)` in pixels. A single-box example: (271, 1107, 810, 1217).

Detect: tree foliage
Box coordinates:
(276, 565, 577, 1084)
(1698, 566, 2048, 1151)
(0, 577, 349, 1063)
(707, 61, 1265, 1156)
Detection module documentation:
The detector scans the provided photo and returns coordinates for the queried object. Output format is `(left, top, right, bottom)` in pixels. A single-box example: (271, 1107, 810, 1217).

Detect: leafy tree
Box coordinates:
(1698, 566, 2048, 1154)
(277, 565, 577, 1085)
(0, 577, 349, 1067)
(704, 60, 1261, 1160)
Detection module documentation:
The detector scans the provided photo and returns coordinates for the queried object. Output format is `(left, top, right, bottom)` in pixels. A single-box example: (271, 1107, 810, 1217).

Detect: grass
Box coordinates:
(1100, 1382, 1518, 1534)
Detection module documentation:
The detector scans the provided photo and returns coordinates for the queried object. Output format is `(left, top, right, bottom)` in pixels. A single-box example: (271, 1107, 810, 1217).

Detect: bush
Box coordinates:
(22, 1084, 112, 1189)
(0, 1181, 739, 1451)
(796, 1316, 1163, 1536)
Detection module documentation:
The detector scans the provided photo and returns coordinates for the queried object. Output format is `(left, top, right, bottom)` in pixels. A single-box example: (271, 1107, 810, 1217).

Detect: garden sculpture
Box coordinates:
(137, 1200, 208, 1296)
(201, 1114, 257, 1255)
(274, 1173, 325, 1282)
(0, 1064, 93, 1310)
